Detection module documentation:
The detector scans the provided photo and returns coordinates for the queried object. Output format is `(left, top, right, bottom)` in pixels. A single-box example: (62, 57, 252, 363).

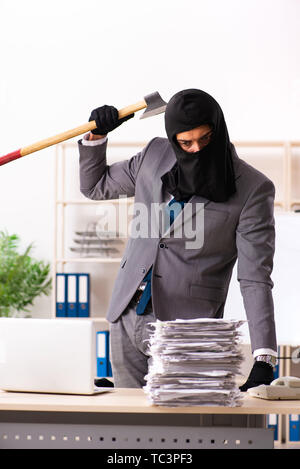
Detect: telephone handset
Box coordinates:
(247, 376, 300, 400)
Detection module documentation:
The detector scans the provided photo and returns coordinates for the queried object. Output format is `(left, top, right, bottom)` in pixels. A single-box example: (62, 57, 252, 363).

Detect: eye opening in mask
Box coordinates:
(176, 125, 214, 153)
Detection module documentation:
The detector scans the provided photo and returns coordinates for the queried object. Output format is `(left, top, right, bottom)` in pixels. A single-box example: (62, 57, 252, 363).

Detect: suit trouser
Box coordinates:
(109, 301, 155, 388)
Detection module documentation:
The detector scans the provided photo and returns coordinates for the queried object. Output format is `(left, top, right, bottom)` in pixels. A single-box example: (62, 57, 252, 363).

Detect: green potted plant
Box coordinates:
(0, 231, 52, 317)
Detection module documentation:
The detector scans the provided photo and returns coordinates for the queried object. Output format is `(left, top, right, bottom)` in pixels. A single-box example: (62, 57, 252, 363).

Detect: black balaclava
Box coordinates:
(161, 89, 236, 202)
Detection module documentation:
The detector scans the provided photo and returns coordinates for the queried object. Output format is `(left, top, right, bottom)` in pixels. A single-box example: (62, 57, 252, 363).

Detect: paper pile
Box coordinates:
(143, 318, 244, 407)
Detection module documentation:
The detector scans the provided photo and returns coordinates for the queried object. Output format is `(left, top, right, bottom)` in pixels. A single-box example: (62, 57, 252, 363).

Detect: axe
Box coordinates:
(0, 91, 167, 166)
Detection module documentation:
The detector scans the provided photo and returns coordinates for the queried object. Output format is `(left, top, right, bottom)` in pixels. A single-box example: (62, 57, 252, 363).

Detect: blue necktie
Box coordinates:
(136, 198, 186, 315)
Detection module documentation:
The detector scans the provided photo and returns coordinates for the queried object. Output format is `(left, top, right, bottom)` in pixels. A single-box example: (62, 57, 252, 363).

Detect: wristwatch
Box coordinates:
(255, 354, 277, 369)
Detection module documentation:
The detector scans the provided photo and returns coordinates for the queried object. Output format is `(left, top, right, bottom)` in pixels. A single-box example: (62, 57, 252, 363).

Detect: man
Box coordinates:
(79, 89, 277, 391)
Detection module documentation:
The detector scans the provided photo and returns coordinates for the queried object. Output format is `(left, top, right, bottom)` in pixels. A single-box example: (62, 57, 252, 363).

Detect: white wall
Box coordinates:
(224, 213, 300, 346)
(0, 0, 299, 342)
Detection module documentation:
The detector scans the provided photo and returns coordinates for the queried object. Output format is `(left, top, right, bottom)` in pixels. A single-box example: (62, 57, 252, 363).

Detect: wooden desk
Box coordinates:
(0, 389, 299, 449)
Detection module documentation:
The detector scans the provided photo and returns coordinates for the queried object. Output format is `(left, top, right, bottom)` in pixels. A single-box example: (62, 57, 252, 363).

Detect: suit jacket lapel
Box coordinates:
(151, 143, 176, 205)
(151, 141, 242, 238)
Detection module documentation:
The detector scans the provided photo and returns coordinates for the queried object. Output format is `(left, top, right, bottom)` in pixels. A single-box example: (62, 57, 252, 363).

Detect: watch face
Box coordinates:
(256, 355, 276, 367)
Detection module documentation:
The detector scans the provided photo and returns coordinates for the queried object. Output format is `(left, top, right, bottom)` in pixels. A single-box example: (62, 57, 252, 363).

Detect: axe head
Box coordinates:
(140, 91, 167, 119)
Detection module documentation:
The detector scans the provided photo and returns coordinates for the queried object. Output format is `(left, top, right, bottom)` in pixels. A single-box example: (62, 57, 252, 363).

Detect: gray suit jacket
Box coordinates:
(79, 137, 277, 353)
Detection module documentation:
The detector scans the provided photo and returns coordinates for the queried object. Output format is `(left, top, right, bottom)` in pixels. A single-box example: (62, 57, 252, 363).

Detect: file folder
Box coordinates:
(66, 274, 77, 317)
(97, 331, 109, 377)
(108, 358, 112, 377)
(77, 273, 90, 317)
(96, 331, 113, 377)
(56, 273, 67, 317)
(273, 346, 280, 379)
(289, 415, 300, 442)
(267, 414, 278, 441)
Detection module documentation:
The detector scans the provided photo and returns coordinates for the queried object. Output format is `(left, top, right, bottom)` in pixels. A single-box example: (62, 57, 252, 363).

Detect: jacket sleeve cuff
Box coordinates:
(81, 133, 108, 146)
(253, 348, 278, 358)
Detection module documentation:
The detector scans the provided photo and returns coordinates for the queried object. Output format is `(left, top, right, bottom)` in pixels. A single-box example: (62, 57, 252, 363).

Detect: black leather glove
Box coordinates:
(94, 377, 114, 388)
(239, 361, 274, 392)
(89, 105, 134, 135)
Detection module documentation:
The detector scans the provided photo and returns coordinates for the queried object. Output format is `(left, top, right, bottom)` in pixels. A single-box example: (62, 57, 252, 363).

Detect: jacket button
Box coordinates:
(141, 268, 146, 273)
(159, 243, 165, 249)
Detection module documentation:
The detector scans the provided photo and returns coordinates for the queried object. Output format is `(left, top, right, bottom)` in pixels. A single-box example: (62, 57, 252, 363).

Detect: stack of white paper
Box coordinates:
(143, 318, 244, 407)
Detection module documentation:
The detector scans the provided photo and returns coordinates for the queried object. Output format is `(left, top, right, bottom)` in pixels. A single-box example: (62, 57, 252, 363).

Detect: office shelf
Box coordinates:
(52, 140, 137, 318)
(55, 258, 123, 264)
(56, 198, 133, 205)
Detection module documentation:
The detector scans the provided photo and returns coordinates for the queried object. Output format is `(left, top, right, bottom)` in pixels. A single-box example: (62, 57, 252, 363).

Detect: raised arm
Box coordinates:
(79, 136, 148, 200)
(79, 104, 141, 200)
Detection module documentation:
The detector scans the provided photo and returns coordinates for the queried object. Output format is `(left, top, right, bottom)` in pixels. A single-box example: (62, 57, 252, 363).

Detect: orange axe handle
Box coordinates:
(0, 100, 146, 167)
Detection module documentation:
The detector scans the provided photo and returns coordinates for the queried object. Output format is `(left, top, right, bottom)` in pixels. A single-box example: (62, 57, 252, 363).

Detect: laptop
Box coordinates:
(0, 317, 113, 395)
